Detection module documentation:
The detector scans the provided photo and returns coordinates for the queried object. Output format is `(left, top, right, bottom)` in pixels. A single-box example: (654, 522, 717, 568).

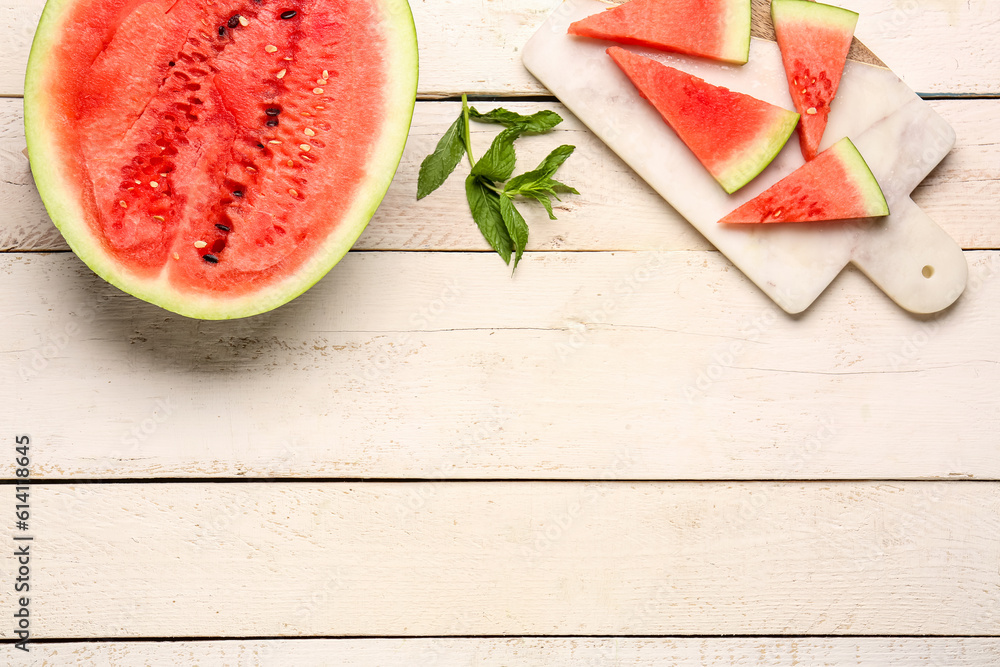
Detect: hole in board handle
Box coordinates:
(922, 265, 935, 279)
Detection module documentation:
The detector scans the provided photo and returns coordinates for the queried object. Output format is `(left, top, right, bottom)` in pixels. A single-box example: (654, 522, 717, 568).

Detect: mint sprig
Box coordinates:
(467, 107, 563, 135)
(416, 114, 466, 200)
(465, 174, 512, 264)
(504, 145, 579, 221)
(416, 94, 578, 270)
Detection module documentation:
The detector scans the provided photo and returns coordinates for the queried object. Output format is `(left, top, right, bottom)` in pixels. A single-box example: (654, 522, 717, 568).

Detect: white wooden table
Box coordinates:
(2, 0, 999, 663)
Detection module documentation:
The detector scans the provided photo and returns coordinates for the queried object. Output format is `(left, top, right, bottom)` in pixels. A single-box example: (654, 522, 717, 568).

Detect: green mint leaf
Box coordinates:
(502, 146, 579, 221)
(532, 144, 576, 177)
(505, 145, 577, 194)
(471, 127, 524, 182)
(465, 174, 512, 264)
(551, 180, 580, 195)
(416, 113, 467, 199)
(468, 108, 563, 135)
(499, 196, 529, 269)
(521, 191, 556, 220)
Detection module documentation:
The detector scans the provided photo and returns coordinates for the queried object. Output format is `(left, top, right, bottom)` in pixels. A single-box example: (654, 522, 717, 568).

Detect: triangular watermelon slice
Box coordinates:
(568, 0, 751, 65)
(772, 0, 859, 161)
(607, 46, 800, 194)
(718, 137, 889, 223)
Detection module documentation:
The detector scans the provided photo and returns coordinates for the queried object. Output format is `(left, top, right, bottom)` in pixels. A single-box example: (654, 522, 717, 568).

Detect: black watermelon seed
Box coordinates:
(218, 26, 226, 36)
(216, 224, 232, 232)
(265, 107, 281, 116)
(203, 254, 219, 264)
(228, 16, 241, 29)
(266, 119, 279, 127)
(232, 191, 244, 198)
(169, 61, 176, 67)
(256, 143, 265, 149)
(280, 10, 297, 19)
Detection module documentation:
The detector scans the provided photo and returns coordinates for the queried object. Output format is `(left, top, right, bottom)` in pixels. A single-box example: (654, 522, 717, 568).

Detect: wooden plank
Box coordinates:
(3, 99, 998, 253)
(915, 100, 1000, 250)
(1, 1, 997, 97)
(838, 0, 1000, 96)
(2, 482, 998, 637)
(2, 251, 999, 481)
(5, 638, 1000, 665)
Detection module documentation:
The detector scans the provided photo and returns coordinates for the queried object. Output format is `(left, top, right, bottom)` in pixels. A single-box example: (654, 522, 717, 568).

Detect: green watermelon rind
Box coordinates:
(771, 0, 860, 35)
(715, 109, 801, 194)
(722, 0, 752, 65)
(25, 0, 419, 320)
(832, 138, 889, 217)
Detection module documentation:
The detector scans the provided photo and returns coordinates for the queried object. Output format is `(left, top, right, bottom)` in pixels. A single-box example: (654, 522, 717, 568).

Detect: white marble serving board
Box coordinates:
(523, 0, 967, 314)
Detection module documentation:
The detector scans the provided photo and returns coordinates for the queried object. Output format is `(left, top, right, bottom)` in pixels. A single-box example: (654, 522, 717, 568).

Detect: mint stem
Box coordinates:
(461, 94, 476, 168)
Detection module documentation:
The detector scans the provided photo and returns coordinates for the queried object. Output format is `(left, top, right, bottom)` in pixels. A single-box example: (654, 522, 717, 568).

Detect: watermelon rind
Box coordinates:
(715, 110, 800, 194)
(771, 0, 859, 35)
(722, 0, 752, 65)
(24, 0, 419, 320)
(830, 138, 889, 217)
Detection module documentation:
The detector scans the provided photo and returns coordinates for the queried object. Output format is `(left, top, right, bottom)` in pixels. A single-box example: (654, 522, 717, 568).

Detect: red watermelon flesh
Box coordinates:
(568, 0, 751, 65)
(607, 46, 799, 194)
(718, 137, 889, 223)
(772, 0, 858, 160)
(25, 0, 417, 319)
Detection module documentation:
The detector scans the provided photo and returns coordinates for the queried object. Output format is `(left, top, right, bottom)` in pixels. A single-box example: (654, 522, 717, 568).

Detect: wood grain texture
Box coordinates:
(3, 482, 999, 638)
(837, 0, 1000, 95)
(1, 0, 997, 97)
(3, 99, 997, 253)
(5, 638, 1000, 665)
(3, 251, 999, 481)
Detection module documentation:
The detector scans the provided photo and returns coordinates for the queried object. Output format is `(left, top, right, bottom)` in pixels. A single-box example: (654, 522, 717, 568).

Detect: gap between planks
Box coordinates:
(15, 634, 1000, 640)
(0, 478, 996, 485)
(4, 638, 999, 666)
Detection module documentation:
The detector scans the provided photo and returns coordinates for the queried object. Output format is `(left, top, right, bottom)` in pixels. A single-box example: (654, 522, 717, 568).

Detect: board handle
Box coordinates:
(850, 198, 967, 314)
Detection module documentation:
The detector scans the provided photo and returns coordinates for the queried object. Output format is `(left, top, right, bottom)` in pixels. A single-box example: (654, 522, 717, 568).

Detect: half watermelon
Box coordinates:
(607, 46, 799, 194)
(25, 0, 418, 319)
(772, 0, 858, 160)
(718, 137, 889, 223)
(568, 0, 751, 65)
